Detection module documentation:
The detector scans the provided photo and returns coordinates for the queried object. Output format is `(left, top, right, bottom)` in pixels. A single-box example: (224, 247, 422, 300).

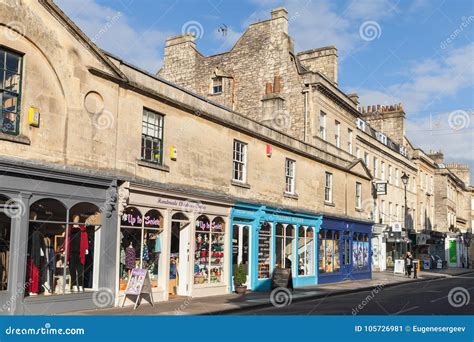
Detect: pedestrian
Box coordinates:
(405, 252, 414, 278)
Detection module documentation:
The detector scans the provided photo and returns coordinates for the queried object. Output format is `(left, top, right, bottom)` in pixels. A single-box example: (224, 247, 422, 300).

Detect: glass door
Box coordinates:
(232, 224, 250, 287)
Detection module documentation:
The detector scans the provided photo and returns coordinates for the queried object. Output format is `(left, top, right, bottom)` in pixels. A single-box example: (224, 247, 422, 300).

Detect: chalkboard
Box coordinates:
(271, 267, 294, 290)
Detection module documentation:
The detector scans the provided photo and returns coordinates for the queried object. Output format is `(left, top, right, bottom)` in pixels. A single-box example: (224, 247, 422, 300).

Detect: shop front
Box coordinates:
(0, 159, 117, 315)
(318, 217, 372, 284)
(230, 203, 322, 291)
(116, 183, 231, 304)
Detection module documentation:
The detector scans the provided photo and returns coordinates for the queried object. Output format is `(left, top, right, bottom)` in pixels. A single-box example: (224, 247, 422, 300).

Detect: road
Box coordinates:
(226, 272, 474, 315)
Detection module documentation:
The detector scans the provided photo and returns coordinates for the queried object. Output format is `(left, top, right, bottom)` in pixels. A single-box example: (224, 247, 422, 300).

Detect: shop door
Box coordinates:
(232, 224, 250, 288)
(170, 213, 190, 296)
(341, 232, 352, 275)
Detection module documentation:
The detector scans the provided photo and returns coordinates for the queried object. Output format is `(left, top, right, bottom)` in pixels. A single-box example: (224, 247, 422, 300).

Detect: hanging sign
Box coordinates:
(375, 182, 387, 195)
(121, 268, 154, 310)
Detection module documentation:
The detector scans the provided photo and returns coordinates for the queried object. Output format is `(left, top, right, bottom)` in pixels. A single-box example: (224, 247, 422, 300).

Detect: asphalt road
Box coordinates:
(227, 272, 474, 315)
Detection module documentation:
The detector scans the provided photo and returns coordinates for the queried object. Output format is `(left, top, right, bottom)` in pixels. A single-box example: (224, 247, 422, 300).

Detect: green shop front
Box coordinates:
(230, 203, 322, 291)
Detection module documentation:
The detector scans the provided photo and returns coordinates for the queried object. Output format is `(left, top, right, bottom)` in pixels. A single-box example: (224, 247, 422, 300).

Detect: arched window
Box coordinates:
(195, 216, 225, 285)
(298, 226, 315, 276)
(26, 199, 99, 297)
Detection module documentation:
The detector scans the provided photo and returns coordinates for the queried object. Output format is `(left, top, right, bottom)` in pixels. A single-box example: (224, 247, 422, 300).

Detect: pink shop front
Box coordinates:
(116, 183, 231, 304)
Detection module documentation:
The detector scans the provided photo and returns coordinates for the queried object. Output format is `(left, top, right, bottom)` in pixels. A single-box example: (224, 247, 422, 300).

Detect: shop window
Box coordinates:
(141, 108, 164, 165)
(352, 233, 369, 271)
(0, 195, 12, 291)
(258, 221, 271, 279)
(232, 224, 250, 281)
(343, 231, 351, 266)
(319, 229, 340, 274)
(275, 224, 294, 270)
(298, 226, 314, 276)
(26, 199, 101, 296)
(194, 216, 225, 285)
(0, 48, 22, 135)
(120, 207, 164, 291)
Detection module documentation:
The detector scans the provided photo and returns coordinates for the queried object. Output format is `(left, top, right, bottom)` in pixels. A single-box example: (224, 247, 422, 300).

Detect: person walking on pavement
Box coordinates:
(405, 252, 414, 278)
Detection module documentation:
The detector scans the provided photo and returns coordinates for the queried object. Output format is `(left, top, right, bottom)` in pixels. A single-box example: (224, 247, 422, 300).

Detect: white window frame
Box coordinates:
(364, 152, 369, 168)
(373, 157, 378, 178)
(335, 120, 341, 148)
(285, 158, 296, 194)
(395, 168, 399, 186)
(388, 165, 392, 184)
(355, 182, 362, 209)
(381, 161, 385, 181)
(232, 140, 247, 183)
(348, 129, 353, 155)
(319, 112, 327, 140)
(212, 76, 223, 94)
(324, 172, 333, 203)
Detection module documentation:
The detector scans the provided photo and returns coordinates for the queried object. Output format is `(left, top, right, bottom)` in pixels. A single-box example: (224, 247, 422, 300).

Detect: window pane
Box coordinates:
(0, 51, 5, 69)
(5, 53, 20, 73)
(4, 71, 20, 93)
(0, 196, 12, 291)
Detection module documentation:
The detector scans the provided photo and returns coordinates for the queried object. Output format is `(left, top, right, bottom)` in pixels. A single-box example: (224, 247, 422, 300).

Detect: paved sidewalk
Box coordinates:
(65, 269, 474, 316)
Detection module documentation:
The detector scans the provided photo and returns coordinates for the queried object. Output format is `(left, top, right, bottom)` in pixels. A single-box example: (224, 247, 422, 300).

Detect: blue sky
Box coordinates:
(56, 0, 474, 182)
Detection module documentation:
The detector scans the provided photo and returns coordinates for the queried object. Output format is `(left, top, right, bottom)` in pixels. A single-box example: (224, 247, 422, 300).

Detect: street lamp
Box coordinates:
(401, 172, 409, 256)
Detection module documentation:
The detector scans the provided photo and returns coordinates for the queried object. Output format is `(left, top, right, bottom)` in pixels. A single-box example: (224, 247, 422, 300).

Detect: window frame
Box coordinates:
(284, 158, 296, 194)
(319, 111, 326, 140)
(347, 128, 353, 155)
(141, 108, 164, 165)
(211, 76, 223, 95)
(0, 47, 24, 136)
(232, 140, 247, 183)
(324, 172, 333, 203)
(355, 182, 362, 209)
(335, 120, 341, 148)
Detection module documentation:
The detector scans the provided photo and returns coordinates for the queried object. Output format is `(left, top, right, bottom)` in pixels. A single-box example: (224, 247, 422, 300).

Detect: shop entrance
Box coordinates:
(170, 212, 190, 296)
(341, 231, 351, 274)
(232, 224, 250, 288)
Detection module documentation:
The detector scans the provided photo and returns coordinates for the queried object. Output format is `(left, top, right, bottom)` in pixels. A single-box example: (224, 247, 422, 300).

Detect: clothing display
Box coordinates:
(68, 225, 89, 265)
(70, 252, 84, 287)
(125, 245, 136, 270)
(27, 257, 39, 294)
(0, 235, 9, 291)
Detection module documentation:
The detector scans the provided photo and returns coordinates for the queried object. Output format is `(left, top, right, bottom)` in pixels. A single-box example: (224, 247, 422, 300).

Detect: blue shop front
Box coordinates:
(230, 203, 322, 291)
(318, 217, 372, 284)
(230, 203, 372, 291)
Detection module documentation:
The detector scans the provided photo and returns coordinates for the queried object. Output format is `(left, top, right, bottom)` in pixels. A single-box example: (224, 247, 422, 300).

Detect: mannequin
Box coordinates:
(68, 214, 89, 292)
(125, 241, 136, 275)
(27, 211, 45, 296)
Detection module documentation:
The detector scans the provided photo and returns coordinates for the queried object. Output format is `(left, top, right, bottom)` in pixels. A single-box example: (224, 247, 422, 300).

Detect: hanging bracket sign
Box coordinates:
(121, 268, 154, 310)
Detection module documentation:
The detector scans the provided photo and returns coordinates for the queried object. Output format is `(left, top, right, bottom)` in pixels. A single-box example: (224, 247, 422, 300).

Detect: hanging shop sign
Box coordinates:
(121, 268, 154, 310)
(375, 182, 387, 195)
(392, 222, 402, 232)
(271, 267, 294, 290)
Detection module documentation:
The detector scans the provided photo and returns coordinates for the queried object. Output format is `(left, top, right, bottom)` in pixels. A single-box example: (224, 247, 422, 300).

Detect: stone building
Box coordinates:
(159, 6, 473, 272)
(0, 0, 373, 315)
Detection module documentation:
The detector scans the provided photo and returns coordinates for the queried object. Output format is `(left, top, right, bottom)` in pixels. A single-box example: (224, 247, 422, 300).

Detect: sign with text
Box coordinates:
(122, 268, 154, 309)
(375, 182, 387, 195)
(271, 267, 294, 290)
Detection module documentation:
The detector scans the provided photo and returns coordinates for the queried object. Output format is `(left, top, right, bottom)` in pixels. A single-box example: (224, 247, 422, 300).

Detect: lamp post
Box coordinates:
(401, 172, 409, 256)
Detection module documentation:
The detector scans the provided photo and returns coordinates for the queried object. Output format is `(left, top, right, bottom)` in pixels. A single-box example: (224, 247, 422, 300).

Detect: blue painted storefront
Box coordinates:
(230, 203, 322, 291)
(230, 203, 372, 291)
(318, 217, 372, 284)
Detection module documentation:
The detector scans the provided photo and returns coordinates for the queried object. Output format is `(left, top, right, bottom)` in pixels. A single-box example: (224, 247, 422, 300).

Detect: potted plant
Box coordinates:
(233, 264, 247, 294)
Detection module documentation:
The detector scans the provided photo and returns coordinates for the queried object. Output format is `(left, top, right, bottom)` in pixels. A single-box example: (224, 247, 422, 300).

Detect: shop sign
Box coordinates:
(392, 222, 402, 232)
(393, 259, 405, 274)
(157, 197, 206, 211)
(375, 182, 387, 195)
(271, 267, 293, 290)
(122, 213, 142, 226)
(121, 268, 154, 310)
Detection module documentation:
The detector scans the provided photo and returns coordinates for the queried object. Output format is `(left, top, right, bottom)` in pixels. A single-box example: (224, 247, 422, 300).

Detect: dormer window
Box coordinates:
(356, 118, 366, 131)
(212, 76, 223, 94)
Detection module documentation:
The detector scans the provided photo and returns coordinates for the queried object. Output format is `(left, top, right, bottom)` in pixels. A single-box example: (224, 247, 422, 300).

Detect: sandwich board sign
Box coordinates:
(121, 268, 154, 309)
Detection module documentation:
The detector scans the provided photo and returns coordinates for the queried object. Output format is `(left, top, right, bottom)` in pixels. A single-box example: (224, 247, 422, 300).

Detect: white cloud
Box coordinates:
(56, 0, 172, 73)
(355, 43, 474, 113)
